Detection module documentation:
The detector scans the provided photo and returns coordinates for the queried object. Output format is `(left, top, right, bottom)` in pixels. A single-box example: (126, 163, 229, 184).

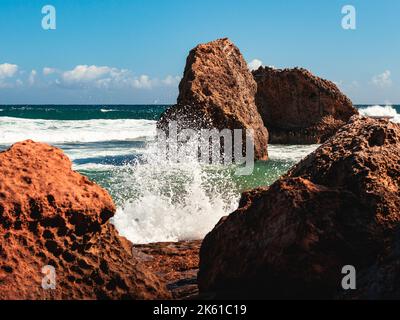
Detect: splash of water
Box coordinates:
(111, 140, 240, 244)
(359, 105, 400, 123)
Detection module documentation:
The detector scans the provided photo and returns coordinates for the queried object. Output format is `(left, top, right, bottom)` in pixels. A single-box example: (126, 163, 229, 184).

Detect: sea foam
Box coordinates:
(111, 138, 319, 244)
(0, 117, 156, 144)
(111, 140, 240, 244)
(359, 105, 400, 123)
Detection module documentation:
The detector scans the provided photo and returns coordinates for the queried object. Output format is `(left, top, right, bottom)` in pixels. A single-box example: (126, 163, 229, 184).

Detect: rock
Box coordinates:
(253, 67, 358, 144)
(198, 116, 400, 299)
(0, 140, 170, 300)
(157, 38, 269, 160)
(133, 240, 202, 299)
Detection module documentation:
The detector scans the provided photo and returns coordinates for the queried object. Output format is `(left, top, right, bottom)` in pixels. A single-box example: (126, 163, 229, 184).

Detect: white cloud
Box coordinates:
(43, 67, 56, 76)
(62, 65, 121, 83)
(0, 63, 18, 79)
(372, 70, 392, 88)
(28, 70, 37, 85)
(162, 75, 181, 86)
(58, 64, 133, 89)
(58, 64, 180, 90)
(248, 59, 263, 71)
(0, 63, 181, 92)
(131, 75, 153, 89)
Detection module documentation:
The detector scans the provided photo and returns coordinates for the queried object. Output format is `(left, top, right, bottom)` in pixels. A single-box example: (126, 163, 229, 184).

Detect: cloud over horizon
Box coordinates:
(0, 63, 181, 91)
(372, 70, 392, 88)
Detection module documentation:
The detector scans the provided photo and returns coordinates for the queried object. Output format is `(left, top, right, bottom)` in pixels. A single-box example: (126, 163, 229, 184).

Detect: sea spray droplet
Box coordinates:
(359, 105, 400, 123)
(111, 139, 240, 244)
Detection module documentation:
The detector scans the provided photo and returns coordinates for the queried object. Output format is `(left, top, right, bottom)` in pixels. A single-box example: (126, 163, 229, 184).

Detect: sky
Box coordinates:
(0, 0, 399, 105)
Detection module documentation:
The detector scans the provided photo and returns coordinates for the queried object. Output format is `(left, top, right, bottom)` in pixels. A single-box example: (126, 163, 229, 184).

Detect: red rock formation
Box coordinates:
(253, 67, 358, 144)
(198, 116, 400, 299)
(0, 140, 170, 300)
(157, 38, 269, 160)
(133, 240, 201, 299)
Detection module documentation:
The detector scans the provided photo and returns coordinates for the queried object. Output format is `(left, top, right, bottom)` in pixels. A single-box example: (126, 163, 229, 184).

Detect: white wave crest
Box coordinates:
(0, 117, 156, 144)
(268, 144, 319, 162)
(359, 105, 400, 123)
(111, 140, 240, 244)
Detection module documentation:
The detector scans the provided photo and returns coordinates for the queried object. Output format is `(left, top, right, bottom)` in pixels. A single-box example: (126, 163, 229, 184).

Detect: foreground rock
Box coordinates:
(198, 116, 400, 299)
(253, 67, 358, 144)
(133, 240, 201, 299)
(158, 38, 269, 160)
(0, 140, 170, 299)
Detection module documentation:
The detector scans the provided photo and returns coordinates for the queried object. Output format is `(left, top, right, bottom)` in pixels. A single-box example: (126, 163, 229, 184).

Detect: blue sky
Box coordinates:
(0, 0, 398, 104)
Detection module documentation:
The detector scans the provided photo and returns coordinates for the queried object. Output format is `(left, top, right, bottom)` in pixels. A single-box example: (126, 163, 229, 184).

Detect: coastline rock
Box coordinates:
(253, 67, 358, 144)
(0, 140, 170, 300)
(133, 240, 202, 299)
(157, 38, 269, 160)
(198, 116, 400, 299)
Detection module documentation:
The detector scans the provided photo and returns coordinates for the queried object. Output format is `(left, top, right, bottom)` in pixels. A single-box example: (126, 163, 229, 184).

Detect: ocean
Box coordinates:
(0, 104, 399, 244)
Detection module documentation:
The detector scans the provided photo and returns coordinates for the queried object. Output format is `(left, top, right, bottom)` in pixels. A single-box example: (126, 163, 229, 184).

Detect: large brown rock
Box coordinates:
(0, 140, 170, 300)
(253, 67, 358, 144)
(198, 116, 400, 299)
(133, 240, 201, 299)
(157, 38, 269, 160)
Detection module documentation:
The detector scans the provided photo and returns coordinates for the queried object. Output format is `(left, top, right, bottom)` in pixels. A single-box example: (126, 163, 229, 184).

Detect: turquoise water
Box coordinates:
(0, 105, 304, 193)
(0, 104, 397, 243)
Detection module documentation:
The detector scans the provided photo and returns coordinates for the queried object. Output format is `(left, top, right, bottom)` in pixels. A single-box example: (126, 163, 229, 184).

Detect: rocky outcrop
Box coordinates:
(253, 67, 358, 144)
(198, 116, 400, 299)
(157, 38, 269, 160)
(133, 240, 201, 299)
(0, 140, 170, 300)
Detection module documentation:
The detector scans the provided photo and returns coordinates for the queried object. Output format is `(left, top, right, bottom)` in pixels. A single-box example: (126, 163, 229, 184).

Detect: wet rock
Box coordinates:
(157, 38, 269, 160)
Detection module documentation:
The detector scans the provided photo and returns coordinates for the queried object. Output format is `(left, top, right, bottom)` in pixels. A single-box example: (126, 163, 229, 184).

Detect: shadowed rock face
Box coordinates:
(253, 67, 358, 144)
(157, 38, 269, 160)
(0, 140, 170, 300)
(133, 240, 202, 299)
(198, 116, 400, 299)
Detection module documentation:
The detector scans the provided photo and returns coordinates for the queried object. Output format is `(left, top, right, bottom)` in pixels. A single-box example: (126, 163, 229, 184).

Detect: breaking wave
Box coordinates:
(359, 105, 400, 123)
(0, 117, 156, 144)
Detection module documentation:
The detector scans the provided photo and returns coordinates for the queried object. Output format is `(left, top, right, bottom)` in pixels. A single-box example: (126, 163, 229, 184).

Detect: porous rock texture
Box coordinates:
(198, 116, 400, 299)
(0, 140, 170, 300)
(133, 240, 201, 299)
(157, 38, 269, 160)
(253, 67, 358, 144)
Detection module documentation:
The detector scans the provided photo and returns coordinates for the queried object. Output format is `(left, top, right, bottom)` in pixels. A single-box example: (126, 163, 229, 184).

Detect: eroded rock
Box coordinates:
(198, 116, 400, 299)
(253, 67, 358, 144)
(157, 38, 269, 160)
(0, 140, 170, 299)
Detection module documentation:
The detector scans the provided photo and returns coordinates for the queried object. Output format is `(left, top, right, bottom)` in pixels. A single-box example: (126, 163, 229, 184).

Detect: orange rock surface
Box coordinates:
(0, 140, 170, 299)
(158, 38, 269, 160)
